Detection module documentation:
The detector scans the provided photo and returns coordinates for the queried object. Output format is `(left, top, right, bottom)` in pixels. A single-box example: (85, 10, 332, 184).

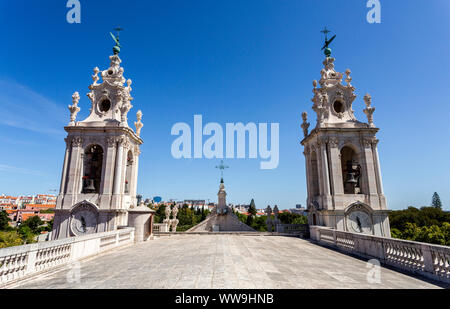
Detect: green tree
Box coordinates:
(0, 211, 12, 231)
(432, 192, 443, 210)
(389, 206, 450, 245)
(18, 225, 36, 244)
(246, 199, 257, 226)
(21, 216, 44, 234)
(44, 218, 54, 232)
(248, 199, 257, 217)
(0, 231, 23, 248)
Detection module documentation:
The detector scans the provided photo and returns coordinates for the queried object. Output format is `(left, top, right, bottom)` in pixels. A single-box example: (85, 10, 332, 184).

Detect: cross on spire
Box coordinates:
(215, 160, 229, 182)
(321, 27, 331, 40)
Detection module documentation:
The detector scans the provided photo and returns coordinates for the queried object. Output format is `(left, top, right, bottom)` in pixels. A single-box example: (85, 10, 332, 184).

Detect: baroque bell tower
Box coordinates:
(52, 32, 144, 240)
(301, 30, 390, 237)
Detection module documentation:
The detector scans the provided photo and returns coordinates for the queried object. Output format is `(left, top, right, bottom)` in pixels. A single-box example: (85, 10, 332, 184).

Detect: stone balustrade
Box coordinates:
(0, 228, 135, 287)
(310, 226, 450, 284)
(275, 224, 310, 238)
(153, 223, 169, 234)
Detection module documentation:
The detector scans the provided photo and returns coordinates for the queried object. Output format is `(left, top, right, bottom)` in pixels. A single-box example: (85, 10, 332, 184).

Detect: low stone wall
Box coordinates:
(275, 224, 309, 238)
(0, 228, 135, 287)
(310, 226, 450, 284)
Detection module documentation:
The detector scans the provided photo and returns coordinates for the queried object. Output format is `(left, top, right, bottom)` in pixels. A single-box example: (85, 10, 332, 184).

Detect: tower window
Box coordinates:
(333, 100, 345, 113)
(340, 146, 362, 194)
(82, 145, 104, 194)
(99, 99, 111, 113)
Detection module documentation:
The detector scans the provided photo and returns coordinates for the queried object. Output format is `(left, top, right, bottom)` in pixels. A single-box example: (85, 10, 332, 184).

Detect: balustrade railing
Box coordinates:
(0, 228, 135, 287)
(310, 226, 450, 284)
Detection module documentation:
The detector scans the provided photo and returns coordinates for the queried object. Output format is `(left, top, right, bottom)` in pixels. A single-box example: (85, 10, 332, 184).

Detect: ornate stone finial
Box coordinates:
(134, 110, 144, 137)
(313, 80, 317, 91)
(119, 95, 133, 126)
(345, 69, 352, 86)
(301, 111, 310, 138)
(92, 67, 100, 85)
(68, 92, 81, 125)
(363, 93, 376, 127)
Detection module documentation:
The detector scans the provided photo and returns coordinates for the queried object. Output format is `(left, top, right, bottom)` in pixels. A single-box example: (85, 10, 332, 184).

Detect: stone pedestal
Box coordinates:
(128, 205, 155, 242)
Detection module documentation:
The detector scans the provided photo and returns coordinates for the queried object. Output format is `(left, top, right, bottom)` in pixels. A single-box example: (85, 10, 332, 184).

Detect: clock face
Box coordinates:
(70, 205, 98, 236)
(347, 210, 372, 234)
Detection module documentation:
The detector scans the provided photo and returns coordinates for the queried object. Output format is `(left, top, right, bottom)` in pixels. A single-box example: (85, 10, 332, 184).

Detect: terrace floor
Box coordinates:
(15, 235, 442, 289)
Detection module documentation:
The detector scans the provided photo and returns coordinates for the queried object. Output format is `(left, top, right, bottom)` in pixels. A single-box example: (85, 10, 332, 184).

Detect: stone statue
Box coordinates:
(265, 206, 273, 232)
(68, 92, 81, 125)
(171, 205, 179, 232)
(134, 110, 143, 137)
(172, 204, 179, 219)
(164, 205, 171, 221)
(273, 205, 281, 228)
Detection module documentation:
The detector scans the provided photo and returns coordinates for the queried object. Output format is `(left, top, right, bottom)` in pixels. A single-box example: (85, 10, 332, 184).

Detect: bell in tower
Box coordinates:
(52, 31, 145, 240)
(300, 29, 390, 237)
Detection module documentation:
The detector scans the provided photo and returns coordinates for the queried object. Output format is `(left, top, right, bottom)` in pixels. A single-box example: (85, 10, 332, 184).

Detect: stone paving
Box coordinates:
(15, 235, 442, 289)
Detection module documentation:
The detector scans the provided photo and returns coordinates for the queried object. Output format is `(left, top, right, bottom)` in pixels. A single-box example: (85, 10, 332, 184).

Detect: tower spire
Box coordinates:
(321, 27, 336, 58)
(110, 27, 123, 55)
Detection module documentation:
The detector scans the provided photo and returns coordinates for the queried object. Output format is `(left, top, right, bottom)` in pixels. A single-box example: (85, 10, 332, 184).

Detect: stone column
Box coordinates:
(362, 138, 378, 196)
(113, 139, 124, 195)
(328, 138, 344, 195)
(59, 138, 70, 195)
(64, 137, 83, 207)
(303, 146, 312, 206)
(372, 141, 384, 195)
(320, 140, 331, 209)
(100, 137, 117, 208)
(130, 146, 140, 206)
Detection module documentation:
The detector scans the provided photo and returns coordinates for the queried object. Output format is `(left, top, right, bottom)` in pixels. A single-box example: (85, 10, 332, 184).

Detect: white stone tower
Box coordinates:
(217, 178, 227, 213)
(52, 49, 144, 240)
(301, 51, 390, 237)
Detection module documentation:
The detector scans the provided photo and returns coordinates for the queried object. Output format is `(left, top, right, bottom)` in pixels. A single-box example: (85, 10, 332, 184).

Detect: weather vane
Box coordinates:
(110, 27, 123, 55)
(321, 27, 336, 58)
(215, 160, 229, 182)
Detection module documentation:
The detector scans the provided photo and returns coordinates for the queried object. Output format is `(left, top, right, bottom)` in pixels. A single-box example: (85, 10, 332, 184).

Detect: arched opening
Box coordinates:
(312, 213, 317, 226)
(333, 100, 345, 113)
(99, 99, 111, 113)
(124, 150, 133, 194)
(340, 146, 362, 194)
(82, 145, 103, 194)
(310, 151, 320, 196)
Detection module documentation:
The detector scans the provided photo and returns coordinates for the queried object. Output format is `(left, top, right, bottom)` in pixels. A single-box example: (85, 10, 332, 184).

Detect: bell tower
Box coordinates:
(52, 34, 144, 240)
(301, 31, 390, 237)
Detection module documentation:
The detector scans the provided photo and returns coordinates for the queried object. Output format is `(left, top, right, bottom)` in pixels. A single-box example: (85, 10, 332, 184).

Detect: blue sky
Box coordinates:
(0, 0, 449, 210)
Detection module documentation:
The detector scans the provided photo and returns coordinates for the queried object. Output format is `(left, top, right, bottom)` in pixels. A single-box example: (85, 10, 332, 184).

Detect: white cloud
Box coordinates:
(0, 79, 67, 137)
(0, 164, 43, 176)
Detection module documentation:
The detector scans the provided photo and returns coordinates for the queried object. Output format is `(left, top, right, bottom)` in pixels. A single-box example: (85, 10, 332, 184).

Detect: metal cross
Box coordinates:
(321, 27, 331, 40)
(215, 160, 229, 179)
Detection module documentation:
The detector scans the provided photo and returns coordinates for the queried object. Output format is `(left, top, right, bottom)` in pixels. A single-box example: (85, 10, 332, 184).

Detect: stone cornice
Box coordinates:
(301, 127, 379, 146)
(65, 125, 143, 145)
